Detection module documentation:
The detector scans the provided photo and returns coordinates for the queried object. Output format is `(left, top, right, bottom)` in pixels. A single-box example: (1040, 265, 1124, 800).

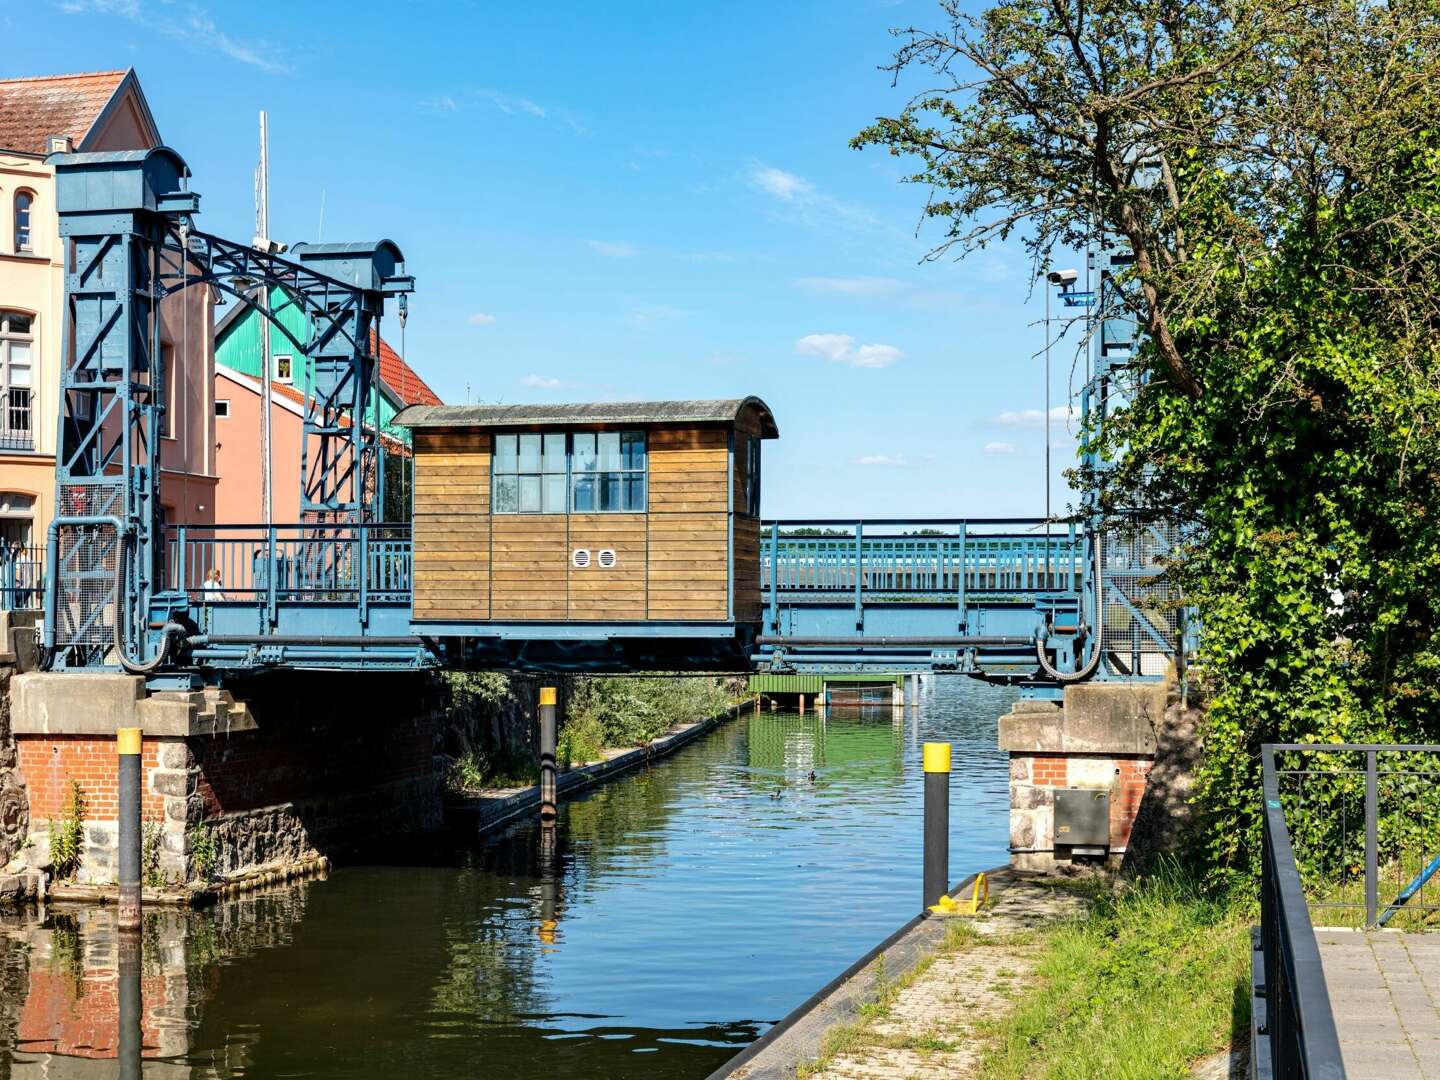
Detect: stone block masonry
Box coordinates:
(999, 681, 1170, 873)
(9, 669, 445, 889)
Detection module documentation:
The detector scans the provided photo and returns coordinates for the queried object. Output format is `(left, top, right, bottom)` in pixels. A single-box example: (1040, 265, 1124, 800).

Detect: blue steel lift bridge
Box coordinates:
(35, 147, 1182, 690)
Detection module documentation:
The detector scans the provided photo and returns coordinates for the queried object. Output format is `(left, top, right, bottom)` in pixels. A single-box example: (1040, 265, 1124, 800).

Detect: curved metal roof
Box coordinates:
(394, 396, 778, 437)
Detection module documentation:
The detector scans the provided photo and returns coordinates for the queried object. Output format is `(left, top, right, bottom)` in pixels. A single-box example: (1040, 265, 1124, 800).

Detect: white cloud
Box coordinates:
(794, 276, 904, 296)
(420, 95, 459, 112)
(747, 162, 881, 234)
(854, 453, 912, 467)
(521, 374, 562, 389)
(795, 333, 903, 369)
(57, 1, 289, 73)
(587, 240, 638, 258)
(989, 405, 1079, 429)
(629, 306, 688, 331)
(686, 250, 739, 263)
(750, 165, 815, 202)
(417, 88, 588, 133)
(466, 312, 497, 326)
(984, 441, 1018, 455)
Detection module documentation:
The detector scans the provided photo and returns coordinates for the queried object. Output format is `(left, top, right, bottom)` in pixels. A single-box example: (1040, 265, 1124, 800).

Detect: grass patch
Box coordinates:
(980, 861, 1252, 1079)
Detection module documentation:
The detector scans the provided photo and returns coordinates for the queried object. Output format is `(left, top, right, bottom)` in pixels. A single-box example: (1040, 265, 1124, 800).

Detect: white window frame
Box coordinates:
(215, 399, 231, 418)
(273, 353, 294, 384)
(0, 312, 34, 448)
(13, 190, 33, 254)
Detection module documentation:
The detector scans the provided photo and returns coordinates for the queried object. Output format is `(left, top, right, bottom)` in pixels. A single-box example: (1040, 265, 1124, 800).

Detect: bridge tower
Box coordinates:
(44, 147, 412, 672)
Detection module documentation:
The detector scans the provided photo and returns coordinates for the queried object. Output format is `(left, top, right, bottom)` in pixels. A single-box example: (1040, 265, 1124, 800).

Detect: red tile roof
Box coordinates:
(373, 331, 442, 406)
(0, 70, 129, 155)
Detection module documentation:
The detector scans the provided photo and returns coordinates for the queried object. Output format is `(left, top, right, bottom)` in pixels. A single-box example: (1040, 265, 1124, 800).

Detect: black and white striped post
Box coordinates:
(922, 742, 951, 913)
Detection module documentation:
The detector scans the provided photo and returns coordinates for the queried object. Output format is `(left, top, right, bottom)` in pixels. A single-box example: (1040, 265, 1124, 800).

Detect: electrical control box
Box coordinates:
(1054, 788, 1111, 853)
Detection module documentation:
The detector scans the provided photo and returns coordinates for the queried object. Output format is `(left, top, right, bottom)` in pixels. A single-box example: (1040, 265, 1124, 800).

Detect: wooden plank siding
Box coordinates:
(647, 427, 730, 620)
(412, 431, 491, 622)
(409, 421, 767, 624)
(569, 513, 646, 620)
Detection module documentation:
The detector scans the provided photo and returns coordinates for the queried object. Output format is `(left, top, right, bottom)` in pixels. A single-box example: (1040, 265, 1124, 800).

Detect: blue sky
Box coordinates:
(25, 0, 1089, 518)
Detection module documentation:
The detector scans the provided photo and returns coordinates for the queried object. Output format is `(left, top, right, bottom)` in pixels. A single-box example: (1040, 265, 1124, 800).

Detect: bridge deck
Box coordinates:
(1316, 928, 1440, 1078)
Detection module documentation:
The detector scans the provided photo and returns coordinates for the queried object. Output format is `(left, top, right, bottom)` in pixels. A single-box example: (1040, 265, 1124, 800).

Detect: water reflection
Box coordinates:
(0, 677, 1015, 1078)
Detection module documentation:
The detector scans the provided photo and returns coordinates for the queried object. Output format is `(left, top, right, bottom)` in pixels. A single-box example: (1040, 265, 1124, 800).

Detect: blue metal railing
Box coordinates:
(761, 519, 1082, 597)
(164, 523, 412, 607)
(0, 544, 44, 611)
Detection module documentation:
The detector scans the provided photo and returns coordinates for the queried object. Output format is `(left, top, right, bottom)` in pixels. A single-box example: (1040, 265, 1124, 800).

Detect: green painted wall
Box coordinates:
(214, 287, 408, 441)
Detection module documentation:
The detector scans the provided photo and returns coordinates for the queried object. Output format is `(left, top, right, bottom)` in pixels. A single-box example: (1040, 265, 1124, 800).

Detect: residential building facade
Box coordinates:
(0, 69, 218, 553)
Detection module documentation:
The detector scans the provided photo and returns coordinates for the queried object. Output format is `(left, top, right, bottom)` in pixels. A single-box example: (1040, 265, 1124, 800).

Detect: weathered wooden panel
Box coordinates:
(412, 440, 490, 621)
(566, 514, 646, 620)
(489, 515, 568, 618)
(733, 515, 762, 622)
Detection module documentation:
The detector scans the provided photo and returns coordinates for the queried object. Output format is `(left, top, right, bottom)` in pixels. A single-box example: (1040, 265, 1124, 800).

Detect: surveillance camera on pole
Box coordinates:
(1046, 268, 1079, 288)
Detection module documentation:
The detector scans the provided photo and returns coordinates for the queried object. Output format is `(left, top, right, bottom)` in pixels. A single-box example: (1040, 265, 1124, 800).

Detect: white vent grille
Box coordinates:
(598, 548, 617, 568)
(572, 548, 591, 568)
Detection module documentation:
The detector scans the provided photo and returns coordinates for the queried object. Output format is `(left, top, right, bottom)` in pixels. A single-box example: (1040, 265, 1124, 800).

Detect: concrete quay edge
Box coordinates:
(710, 865, 1022, 1080)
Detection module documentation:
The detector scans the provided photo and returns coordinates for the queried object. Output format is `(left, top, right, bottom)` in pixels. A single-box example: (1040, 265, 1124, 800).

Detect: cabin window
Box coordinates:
(572, 431, 646, 512)
(741, 435, 761, 516)
(492, 432, 567, 513)
(490, 430, 647, 514)
(274, 354, 294, 384)
(13, 191, 32, 253)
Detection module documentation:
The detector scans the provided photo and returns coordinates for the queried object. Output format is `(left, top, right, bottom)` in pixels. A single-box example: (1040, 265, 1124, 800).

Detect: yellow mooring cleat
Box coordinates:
(928, 872, 990, 917)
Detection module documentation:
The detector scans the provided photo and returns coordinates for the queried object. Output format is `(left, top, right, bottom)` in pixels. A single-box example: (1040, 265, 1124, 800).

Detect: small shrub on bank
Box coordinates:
(559, 676, 732, 766)
(49, 781, 85, 880)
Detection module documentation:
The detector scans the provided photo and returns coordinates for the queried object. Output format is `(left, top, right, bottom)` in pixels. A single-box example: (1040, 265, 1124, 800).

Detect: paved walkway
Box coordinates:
(1316, 930, 1440, 1079)
(800, 878, 1090, 1080)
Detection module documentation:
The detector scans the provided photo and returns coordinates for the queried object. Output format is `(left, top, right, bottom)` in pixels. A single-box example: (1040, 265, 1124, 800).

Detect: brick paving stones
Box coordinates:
(1316, 929, 1440, 1080)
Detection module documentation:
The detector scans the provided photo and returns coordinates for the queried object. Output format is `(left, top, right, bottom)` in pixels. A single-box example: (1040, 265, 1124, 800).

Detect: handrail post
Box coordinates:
(266, 525, 278, 629)
(769, 522, 779, 632)
(176, 525, 188, 595)
(1365, 748, 1379, 928)
(853, 522, 864, 630)
(957, 522, 968, 631)
(357, 524, 369, 626)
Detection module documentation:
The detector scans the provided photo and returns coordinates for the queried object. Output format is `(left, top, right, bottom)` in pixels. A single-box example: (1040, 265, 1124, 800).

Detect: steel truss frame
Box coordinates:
(43, 147, 412, 670)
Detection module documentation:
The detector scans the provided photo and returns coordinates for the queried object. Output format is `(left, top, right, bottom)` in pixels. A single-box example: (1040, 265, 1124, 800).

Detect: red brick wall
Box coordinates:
(16, 737, 165, 821)
(1031, 754, 1068, 787)
(1110, 754, 1153, 851)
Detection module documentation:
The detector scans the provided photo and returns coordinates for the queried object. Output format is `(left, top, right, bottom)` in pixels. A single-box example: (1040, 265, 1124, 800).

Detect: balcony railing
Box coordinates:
(0, 544, 44, 610)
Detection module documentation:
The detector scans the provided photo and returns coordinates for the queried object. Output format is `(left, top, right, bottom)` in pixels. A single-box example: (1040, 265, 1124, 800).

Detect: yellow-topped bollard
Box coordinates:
(922, 741, 952, 915)
(116, 727, 142, 930)
(539, 687, 558, 825)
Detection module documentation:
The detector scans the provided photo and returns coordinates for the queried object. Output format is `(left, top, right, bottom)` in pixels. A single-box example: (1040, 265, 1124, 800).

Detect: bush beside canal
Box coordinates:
(557, 676, 735, 767)
(442, 672, 737, 790)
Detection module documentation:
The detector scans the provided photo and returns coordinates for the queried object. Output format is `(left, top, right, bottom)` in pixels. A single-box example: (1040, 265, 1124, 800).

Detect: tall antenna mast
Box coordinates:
(255, 110, 273, 527)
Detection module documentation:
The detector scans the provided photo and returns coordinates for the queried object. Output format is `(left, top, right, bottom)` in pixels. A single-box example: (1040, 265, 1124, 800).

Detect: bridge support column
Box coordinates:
(999, 682, 1178, 872)
(908, 673, 920, 712)
(539, 687, 558, 825)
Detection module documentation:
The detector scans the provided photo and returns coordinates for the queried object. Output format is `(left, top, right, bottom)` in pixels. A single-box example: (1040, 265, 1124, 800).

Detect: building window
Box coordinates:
(490, 431, 647, 514)
(13, 191, 32, 253)
(741, 435, 761, 517)
(274, 353, 293, 384)
(215, 400, 230, 418)
(492, 432, 567, 513)
(572, 431, 646, 512)
(0, 312, 33, 451)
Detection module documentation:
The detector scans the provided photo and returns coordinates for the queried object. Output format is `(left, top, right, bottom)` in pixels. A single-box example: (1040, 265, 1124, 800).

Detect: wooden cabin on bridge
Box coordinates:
(394, 398, 778, 656)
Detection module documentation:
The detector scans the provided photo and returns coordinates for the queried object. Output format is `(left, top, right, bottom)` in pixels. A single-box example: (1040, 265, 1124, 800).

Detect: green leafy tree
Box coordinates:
(855, 0, 1440, 876)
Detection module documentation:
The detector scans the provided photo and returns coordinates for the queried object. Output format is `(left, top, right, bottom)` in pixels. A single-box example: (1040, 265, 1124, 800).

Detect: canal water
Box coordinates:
(0, 677, 1015, 1078)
